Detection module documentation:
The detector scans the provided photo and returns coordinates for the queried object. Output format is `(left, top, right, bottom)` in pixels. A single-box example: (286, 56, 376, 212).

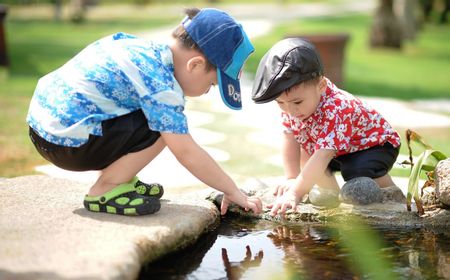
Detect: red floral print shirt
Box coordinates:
(281, 78, 401, 156)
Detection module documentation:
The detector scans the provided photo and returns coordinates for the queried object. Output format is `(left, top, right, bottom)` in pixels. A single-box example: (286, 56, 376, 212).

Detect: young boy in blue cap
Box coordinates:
(252, 38, 401, 216)
(27, 8, 262, 216)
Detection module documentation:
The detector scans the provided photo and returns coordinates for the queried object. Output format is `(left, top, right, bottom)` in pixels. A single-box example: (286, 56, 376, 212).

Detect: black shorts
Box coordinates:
(328, 142, 400, 181)
(29, 110, 161, 171)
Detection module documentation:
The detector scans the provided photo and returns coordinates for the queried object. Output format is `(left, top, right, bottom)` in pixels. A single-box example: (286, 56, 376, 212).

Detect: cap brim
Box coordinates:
(217, 69, 242, 110)
(253, 67, 315, 104)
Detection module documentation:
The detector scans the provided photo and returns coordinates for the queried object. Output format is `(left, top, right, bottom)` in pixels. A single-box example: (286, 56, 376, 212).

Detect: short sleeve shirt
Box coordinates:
(27, 32, 187, 147)
(281, 78, 401, 156)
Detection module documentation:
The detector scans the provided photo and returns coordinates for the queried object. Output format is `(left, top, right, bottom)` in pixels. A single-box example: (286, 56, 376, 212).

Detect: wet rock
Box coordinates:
(340, 177, 383, 205)
(381, 185, 406, 203)
(308, 186, 340, 208)
(258, 204, 323, 223)
(435, 158, 450, 206)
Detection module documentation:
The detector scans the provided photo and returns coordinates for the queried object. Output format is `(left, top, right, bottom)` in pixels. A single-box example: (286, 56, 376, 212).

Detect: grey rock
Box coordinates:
(381, 185, 406, 203)
(422, 186, 440, 206)
(308, 186, 340, 208)
(339, 177, 383, 205)
(0, 175, 219, 280)
(435, 158, 450, 206)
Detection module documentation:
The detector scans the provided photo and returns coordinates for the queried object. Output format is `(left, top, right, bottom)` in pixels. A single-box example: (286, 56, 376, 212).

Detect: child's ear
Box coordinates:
(318, 77, 327, 92)
(186, 56, 207, 73)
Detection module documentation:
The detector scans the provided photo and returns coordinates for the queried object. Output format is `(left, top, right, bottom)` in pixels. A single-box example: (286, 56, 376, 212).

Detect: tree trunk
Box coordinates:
(53, 0, 63, 22)
(395, 0, 419, 40)
(0, 5, 8, 67)
(70, 0, 87, 23)
(370, 0, 403, 48)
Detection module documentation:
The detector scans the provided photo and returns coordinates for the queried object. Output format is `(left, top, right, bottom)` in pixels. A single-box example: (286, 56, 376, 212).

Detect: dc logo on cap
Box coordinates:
(228, 84, 241, 102)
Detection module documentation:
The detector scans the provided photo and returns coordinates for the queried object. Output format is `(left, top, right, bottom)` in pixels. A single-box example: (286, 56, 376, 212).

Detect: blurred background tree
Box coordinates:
(361, 0, 448, 49)
(422, 0, 450, 23)
(396, 0, 419, 40)
(52, 0, 62, 21)
(370, 0, 403, 49)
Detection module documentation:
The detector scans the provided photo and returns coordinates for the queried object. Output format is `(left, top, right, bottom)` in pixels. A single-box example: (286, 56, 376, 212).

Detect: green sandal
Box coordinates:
(83, 181, 161, 216)
(130, 177, 164, 199)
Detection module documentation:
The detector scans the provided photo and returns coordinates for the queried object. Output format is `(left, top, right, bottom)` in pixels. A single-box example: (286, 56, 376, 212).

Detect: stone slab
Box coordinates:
(0, 176, 219, 280)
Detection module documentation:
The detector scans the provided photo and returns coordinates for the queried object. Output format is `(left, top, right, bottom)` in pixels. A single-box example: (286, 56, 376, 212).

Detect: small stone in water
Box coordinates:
(308, 186, 340, 208)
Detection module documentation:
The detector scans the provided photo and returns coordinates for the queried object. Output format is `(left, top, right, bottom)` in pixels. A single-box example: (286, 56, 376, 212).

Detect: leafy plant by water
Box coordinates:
(403, 129, 447, 215)
(336, 216, 397, 280)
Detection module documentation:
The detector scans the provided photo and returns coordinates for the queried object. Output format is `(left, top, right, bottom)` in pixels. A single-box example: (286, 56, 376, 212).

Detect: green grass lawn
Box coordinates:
(0, 5, 449, 178)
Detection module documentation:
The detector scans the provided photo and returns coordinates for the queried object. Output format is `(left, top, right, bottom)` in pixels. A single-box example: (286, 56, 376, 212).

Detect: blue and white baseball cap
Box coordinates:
(182, 8, 254, 110)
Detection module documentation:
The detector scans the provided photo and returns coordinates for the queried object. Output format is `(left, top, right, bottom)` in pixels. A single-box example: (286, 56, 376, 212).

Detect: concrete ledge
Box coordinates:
(0, 175, 219, 280)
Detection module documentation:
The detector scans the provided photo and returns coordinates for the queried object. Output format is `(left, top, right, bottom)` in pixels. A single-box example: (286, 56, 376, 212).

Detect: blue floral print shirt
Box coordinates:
(27, 32, 188, 147)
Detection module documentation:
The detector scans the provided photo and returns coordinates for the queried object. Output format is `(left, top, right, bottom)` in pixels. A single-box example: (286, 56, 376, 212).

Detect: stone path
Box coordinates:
(0, 176, 218, 280)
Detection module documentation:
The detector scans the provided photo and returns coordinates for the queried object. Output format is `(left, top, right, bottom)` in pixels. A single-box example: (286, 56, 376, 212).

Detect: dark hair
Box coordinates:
(172, 8, 214, 72)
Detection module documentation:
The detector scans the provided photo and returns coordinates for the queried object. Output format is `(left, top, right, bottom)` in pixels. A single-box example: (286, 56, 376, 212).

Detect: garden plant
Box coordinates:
(404, 129, 448, 215)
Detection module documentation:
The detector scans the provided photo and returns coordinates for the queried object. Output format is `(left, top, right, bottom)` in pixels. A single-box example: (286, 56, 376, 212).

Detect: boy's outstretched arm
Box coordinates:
(282, 132, 301, 179)
(161, 132, 262, 215)
(274, 132, 301, 197)
(268, 148, 336, 216)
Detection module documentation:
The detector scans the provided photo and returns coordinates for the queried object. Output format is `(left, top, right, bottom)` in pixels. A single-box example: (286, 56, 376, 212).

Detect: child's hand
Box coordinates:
(221, 190, 263, 215)
(266, 188, 299, 216)
(273, 179, 297, 198)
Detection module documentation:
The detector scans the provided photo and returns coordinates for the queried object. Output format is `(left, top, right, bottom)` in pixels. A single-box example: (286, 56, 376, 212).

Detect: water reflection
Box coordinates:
(380, 228, 450, 279)
(139, 217, 450, 280)
(268, 225, 355, 279)
(222, 246, 264, 280)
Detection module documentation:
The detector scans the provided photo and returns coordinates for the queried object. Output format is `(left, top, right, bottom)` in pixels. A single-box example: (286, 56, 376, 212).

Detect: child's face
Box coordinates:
(275, 78, 326, 120)
(187, 67, 218, 98)
(178, 56, 218, 98)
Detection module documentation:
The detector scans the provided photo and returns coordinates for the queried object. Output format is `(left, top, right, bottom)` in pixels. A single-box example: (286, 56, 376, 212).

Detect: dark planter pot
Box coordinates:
(0, 5, 8, 67)
(286, 34, 350, 88)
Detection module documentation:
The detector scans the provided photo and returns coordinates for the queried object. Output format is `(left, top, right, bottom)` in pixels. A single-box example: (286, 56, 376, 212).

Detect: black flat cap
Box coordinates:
(251, 38, 324, 103)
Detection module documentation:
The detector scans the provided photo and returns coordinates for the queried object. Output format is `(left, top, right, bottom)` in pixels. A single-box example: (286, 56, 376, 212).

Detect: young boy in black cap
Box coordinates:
(252, 38, 401, 216)
(27, 8, 262, 216)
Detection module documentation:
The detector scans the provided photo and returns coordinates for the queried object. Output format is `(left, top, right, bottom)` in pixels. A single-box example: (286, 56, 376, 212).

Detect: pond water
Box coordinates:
(139, 216, 450, 280)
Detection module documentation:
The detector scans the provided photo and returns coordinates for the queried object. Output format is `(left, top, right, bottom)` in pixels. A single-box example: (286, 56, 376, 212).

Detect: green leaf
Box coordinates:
(406, 150, 447, 208)
(431, 150, 447, 161)
(421, 156, 439, 172)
